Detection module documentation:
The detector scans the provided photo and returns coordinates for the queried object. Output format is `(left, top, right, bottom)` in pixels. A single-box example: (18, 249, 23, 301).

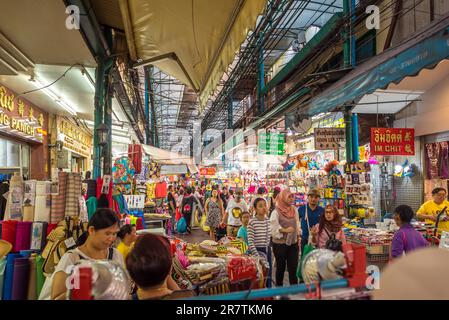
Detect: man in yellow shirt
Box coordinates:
(117, 224, 137, 261)
(417, 187, 449, 233)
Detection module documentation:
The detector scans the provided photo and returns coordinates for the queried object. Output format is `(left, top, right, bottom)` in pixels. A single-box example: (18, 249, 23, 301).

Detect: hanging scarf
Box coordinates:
(276, 189, 296, 219)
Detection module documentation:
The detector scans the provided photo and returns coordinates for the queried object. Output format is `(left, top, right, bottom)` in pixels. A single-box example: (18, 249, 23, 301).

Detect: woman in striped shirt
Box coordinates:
(248, 197, 272, 287)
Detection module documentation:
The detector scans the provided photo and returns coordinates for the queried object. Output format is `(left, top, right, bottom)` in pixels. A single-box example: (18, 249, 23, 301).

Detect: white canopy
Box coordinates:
(142, 144, 198, 174)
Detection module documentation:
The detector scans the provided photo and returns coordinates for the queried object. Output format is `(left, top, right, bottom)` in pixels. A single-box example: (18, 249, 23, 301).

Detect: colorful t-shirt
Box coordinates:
(226, 199, 248, 226)
(117, 242, 131, 261)
(417, 200, 449, 232)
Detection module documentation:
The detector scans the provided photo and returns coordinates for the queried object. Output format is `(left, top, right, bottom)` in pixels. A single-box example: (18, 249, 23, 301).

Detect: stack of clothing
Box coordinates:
(50, 172, 67, 224)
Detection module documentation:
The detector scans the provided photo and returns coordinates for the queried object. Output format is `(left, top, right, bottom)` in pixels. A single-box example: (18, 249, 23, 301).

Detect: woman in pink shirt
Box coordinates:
(310, 205, 346, 250)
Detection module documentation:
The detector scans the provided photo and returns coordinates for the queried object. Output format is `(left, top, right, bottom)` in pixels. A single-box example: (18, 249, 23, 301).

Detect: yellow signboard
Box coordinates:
(57, 117, 93, 158)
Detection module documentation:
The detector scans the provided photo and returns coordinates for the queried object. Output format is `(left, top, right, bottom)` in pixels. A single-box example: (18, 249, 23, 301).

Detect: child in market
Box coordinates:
(237, 211, 250, 245)
(248, 198, 272, 287)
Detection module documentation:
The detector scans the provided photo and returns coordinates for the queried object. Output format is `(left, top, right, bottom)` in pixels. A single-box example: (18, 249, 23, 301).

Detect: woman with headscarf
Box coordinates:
(269, 188, 301, 286)
(310, 205, 346, 250)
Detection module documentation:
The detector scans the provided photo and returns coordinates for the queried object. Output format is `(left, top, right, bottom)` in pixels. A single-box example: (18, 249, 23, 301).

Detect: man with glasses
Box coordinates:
(417, 187, 449, 233)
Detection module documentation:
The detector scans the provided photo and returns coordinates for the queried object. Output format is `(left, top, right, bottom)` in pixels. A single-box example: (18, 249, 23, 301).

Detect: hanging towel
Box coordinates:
(1, 220, 18, 250)
(50, 172, 67, 224)
(14, 221, 32, 252)
(30, 222, 48, 252)
(0, 257, 6, 300)
(65, 173, 81, 217)
(86, 197, 98, 221)
(2, 253, 22, 300)
(11, 257, 30, 300)
(34, 195, 51, 222)
(35, 255, 45, 298)
(27, 255, 37, 300)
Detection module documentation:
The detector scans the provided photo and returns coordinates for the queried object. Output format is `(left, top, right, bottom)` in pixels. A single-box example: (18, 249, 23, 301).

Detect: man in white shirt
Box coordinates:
(221, 188, 249, 237)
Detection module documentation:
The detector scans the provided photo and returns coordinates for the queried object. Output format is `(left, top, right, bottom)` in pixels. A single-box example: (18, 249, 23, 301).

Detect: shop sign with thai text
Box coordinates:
(56, 117, 92, 158)
(0, 85, 46, 142)
(314, 128, 345, 150)
(199, 167, 217, 176)
(258, 133, 285, 155)
(370, 128, 415, 155)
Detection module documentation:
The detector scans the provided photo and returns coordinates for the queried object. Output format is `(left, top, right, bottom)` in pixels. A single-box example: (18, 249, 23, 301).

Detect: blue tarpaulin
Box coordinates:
(305, 18, 449, 115)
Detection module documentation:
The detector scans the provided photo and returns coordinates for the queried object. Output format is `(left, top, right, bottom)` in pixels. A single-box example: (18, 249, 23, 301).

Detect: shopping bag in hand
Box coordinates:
(296, 243, 315, 281)
(200, 213, 210, 232)
(176, 216, 187, 234)
(175, 208, 182, 222)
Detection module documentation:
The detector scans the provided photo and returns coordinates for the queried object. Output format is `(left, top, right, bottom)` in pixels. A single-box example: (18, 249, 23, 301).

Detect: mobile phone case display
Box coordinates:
(321, 161, 345, 210)
(344, 162, 375, 220)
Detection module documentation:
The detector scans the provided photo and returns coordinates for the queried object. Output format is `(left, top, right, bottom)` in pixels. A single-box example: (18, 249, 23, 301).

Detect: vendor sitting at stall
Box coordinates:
(126, 234, 195, 300)
(416, 187, 449, 234)
(392, 205, 428, 258)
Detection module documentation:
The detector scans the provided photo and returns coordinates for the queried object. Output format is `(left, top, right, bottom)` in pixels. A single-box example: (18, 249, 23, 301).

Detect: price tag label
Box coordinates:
(64, 237, 76, 249)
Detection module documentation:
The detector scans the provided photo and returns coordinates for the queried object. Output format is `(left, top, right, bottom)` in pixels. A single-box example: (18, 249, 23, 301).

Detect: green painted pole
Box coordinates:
(93, 58, 105, 179)
(343, 0, 351, 68)
(344, 108, 353, 163)
(103, 62, 113, 176)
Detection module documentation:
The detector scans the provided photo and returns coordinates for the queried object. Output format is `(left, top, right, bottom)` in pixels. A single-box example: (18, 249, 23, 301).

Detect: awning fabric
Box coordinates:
(142, 144, 198, 173)
(305, 14, 449, 116)
(125, 0, 267, 110)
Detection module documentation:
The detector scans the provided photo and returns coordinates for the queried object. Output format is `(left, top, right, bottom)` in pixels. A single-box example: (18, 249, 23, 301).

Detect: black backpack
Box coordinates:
(324, 228, 343, 251)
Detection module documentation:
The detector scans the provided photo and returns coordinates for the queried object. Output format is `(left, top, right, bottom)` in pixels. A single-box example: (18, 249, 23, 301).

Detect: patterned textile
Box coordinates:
(50, 172, 67, 224)
(65, 173, 81, 217)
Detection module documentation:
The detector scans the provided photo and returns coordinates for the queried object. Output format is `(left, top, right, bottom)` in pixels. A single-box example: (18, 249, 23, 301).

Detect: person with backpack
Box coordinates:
(181, 187, 195, 234)
(310, 205, 346, 250)
(41, 209, 123, 300)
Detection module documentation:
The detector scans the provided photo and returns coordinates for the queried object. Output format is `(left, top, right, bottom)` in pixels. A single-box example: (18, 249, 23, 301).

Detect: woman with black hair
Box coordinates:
(181, 187, 195, 234)
(392, 205, 428, 258)
(127, 234, 195, 300)
(46, 208, 123, 300)
(117, 224, 137, 260)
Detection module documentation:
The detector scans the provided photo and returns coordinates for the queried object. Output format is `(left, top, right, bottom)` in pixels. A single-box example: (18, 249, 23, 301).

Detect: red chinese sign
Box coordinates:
(370, 128, 415, 156)
(199, 167, 216, 176)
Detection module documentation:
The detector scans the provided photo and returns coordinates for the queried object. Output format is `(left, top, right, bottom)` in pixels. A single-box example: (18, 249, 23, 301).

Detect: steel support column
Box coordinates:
(93, 55, 114, 179)
(344, 108, 353, 163)
(257, 32, 265, 115)
(343, 0, 350, 68)
(144, 67, 150, 144)
(103, 70, 113, 176)
(352, 113, 359, 162)
(227, 89, 233, 129)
